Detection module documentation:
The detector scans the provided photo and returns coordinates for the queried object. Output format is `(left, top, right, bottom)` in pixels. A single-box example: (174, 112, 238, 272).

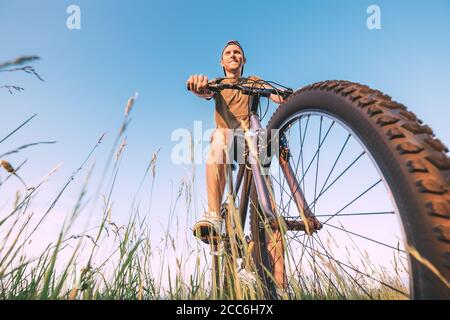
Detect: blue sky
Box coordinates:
(0, 0, 449, 249)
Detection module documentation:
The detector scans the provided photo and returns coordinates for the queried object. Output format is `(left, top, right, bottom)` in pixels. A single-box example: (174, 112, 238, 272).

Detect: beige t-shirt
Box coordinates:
(213, 76, 261, 130)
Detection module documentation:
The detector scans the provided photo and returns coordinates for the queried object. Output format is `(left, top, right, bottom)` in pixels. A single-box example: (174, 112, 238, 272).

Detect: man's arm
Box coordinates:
(186, 74, 215, 100)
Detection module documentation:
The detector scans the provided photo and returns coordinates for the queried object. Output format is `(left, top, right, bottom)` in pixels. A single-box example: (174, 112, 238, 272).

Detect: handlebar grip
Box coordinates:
(187, 82, 218, 94)
(186, 83, 214, 92)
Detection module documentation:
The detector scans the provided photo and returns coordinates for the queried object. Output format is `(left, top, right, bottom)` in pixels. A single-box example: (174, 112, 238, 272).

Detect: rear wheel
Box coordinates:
(251, 80, 449, 299)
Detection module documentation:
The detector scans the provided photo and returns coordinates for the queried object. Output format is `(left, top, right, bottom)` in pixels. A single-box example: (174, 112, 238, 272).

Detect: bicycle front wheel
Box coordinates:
(252, 80, 449, 299)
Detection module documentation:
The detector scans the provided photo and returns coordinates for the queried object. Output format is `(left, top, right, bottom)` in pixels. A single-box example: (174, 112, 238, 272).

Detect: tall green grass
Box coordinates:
(0, 58, 409, 300)
(0, 112, 408, 300)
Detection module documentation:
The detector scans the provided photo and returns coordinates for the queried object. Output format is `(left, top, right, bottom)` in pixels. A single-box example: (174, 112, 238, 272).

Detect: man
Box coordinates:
(187, 40, 283, 244)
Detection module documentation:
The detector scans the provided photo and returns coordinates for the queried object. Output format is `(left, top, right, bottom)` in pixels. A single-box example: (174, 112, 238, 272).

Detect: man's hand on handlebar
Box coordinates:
(186, 74, 214, 100)
(187, 76, 292, 103)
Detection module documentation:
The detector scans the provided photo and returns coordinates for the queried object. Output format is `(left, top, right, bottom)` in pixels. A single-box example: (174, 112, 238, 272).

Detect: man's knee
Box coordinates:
(207, 129, 232, 164)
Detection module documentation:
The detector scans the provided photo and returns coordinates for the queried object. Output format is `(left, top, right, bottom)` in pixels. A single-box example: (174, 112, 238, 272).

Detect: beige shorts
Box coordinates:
(209, 128, 247, 164)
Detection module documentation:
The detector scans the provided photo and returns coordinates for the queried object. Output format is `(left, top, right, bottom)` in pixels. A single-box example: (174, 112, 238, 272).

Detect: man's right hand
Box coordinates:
(186, 74, 214, 99)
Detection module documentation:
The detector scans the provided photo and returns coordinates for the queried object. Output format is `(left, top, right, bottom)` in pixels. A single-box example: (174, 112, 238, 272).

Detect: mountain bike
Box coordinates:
(189, 77, 449, 300)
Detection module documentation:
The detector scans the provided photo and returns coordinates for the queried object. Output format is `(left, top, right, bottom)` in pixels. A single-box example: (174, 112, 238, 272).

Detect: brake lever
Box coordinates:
(281, 88, 294, 99)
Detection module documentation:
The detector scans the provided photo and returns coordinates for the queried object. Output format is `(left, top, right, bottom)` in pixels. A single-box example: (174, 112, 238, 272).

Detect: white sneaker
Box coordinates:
(193, 212, 223, 244)
(237, 261, 257, 287)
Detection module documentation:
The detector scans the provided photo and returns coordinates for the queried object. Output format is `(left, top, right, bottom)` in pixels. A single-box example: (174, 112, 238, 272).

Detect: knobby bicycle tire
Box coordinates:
(250, 80, 449, 299)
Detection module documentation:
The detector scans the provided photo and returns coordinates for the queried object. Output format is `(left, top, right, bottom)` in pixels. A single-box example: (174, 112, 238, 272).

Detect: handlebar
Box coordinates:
(187, 79, 293, 99)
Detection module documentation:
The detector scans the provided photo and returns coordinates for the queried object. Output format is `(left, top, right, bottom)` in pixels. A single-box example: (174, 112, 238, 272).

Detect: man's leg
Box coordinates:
(206, 128, 232, 216)
(193, 128, 233, 243)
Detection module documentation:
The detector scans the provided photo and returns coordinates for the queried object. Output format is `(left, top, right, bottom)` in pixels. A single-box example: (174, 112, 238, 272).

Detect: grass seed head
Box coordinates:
(0, 159, 15, 173)
(125, 92, 139, 117)
(116, 138, 127, 160)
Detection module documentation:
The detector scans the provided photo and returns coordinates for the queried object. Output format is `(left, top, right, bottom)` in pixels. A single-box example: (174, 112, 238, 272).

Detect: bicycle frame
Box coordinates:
(230, 110, 319, 235)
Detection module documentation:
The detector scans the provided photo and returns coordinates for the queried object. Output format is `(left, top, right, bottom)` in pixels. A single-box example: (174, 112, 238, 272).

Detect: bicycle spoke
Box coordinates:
(309, 151, 366, 212)
(287, 234, 310, 289)
(287, 233, 308, 269)
(321, 222, 406, 253)
(317, 234, 407, 297)
(291, 234, 309, 296)
(313, 116, 323, 216)
(276, 119, 334, 217)
(307, 235, 348, 299)
(312, 234, 375, 299)
(272, 174, 308, 217)
(273, 120, 316, 216)
(282, 209, 407, 255)
(283, 211, 395, 218)
(292, 115, 308, 178)
(293, 115, 309, 200)
(272, 176, 296, 208)
(288, 234, 342, 296)
(322, 178, 382, 224)
(278, 133, 367, 222)
(273, 115, 317, 220)
(264, 111, 412, 299)
(316, 133, 351, 201)
(287, 234, 408, 297)
(315, 211, 395, 217)
(297, 121, 335, 187)
(274, 183, 303, 219)
(311, 234, 319, 293)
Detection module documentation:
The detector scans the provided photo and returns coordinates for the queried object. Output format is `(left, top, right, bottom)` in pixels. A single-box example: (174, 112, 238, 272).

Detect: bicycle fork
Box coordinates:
(248, 114, 322, 235)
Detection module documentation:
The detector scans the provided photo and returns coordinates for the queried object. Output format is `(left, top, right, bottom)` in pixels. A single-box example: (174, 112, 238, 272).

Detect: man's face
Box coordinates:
(221, 44, 246, 75)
